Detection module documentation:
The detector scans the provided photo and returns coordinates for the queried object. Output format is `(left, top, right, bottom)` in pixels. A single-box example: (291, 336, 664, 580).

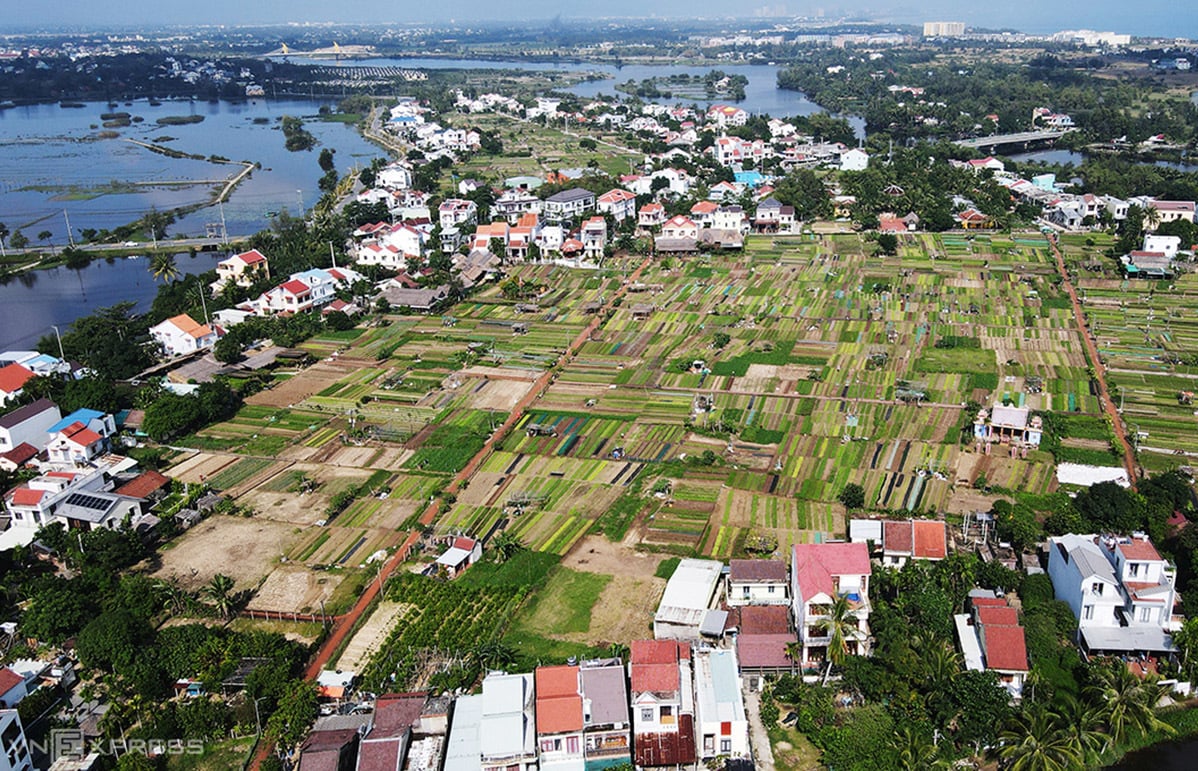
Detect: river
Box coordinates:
(0, 98, 386, 244)
(1109, 736, 1198, 770)
(0, 251, 226, 351)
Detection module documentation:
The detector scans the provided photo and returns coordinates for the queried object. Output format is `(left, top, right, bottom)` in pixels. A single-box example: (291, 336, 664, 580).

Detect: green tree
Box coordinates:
(1051, 693, 1109, 762)
(318, 148, 336, 173)
(876, 232, 899, 255)
(202, 574, 236, 619)
(838, 482, 866, 510)
(997, 708, 1081, 771)
(149, 252, 181, 283)
(76, 609, 155, 673)
(266, 680, 318, 749)
(1087, 663, 1173, 744)
(817, 594, 863, 684)
(9, 230, 28, 250)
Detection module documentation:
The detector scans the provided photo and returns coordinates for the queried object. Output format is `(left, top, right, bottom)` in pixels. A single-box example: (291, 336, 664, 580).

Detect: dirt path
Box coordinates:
(250, 257, 659, 769)
(1047, 235, 1138, 486)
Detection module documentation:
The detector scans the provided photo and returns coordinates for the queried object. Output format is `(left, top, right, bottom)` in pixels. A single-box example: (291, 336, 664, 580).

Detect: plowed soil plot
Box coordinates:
(154, 515, 299, 592)
(559, 536, 667, 644)
(247, 565, 346, 614)
(246, 357, 369, 408)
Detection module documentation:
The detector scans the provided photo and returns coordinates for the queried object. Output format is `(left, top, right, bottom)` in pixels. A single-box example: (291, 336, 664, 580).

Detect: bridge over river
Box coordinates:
(954, 129, 1073, 151)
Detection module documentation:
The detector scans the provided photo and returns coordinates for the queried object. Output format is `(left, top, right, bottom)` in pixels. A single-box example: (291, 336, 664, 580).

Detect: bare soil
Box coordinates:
(154, 515, 299, 593)
(248, 564, 346, 614)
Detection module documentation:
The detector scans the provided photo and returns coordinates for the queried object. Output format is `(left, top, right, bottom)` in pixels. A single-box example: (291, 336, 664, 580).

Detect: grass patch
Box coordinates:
(509, 566, 610, 636)
(164, 736, 256, 771)
(655, 556, 681, 579)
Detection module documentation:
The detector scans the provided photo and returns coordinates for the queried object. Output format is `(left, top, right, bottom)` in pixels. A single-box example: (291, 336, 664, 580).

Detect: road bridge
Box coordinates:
(954, 129, 1073, 151)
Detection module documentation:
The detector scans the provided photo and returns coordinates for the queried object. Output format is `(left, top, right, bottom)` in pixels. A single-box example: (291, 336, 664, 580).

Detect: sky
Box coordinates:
(0, 1, 1189, 40)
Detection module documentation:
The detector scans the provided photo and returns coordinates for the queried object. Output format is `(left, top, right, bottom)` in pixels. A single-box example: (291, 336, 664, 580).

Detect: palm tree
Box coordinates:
(923, 641, 962, 690)
(473, 639, 517, 672)
(816, 594, 862, 685)
(150, 252, 181, 283)
(1087, 664, 1173, 744)
(785, 640, 804, 673)
(491, 531, 524, 563)
(154, 578, 193, 615)
(997, 709, 1082, 771)
(1051, 693, 1109, 762)
(202, 573, 236, 619)
(892, 724, 947, 770)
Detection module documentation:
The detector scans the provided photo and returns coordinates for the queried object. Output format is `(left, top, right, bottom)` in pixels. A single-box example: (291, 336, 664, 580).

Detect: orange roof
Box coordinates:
(237, 248, 267, 265)
(517, 212, 539, 228)
(62, 422, 102, 446)
(281, 279, 309, 295)
(691, 201, 718, 214)
(982, 624, 1028, 672)
(1118, 539, 1161, 562)
(0, 363, 35, 394)
(10, 487, 45, 506)
(913, 520, 947, 559)
(640, 203, 664, 214)
(976, 606, 1019, 627)
(535, 666, 583, 734)
(115, 470, 171, 499)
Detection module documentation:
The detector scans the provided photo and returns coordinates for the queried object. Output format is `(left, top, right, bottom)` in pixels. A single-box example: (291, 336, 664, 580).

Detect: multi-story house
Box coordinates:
(954, 591, 1029, 701)
(150, 314, 220, 357)
(1047, 533, 1179, 656)
(495, 189, 543, 223)
(692, 649, 750, 761)
(212, 249, 269, 294)
(581, 217, 607, 260)
(535, 665, 585, 771)
(438, 199, 479, 232)
(630, 640, 696, 767)
(712, 205, 748, 233)
(596, 189, 637, 222)
(0, 398, 61, 454)
(579, 659, 632, 770)
(638, 203, 666, 230)
(252, 268, 363, 317)
(543, 189, 596, 223)
(726, 559, 789, 606)
(791, 542, 872, 667)
(446, 672, 537, 771)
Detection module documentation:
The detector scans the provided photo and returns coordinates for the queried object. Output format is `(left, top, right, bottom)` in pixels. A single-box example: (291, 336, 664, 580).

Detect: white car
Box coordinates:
(124, 241, 138, 246)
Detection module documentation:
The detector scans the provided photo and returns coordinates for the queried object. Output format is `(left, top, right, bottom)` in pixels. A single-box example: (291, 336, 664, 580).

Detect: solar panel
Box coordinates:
(63, 493, 110, 510)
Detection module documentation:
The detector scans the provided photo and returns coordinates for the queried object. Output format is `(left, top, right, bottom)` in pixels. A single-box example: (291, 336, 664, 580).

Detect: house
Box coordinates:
(955, 208, 994, 229)
(46, 422, 107, 465)
(580, 217, 607, 260)
(0, 443, 38, 474)
(0, 709, 31, 771)
(0, 398, 61, 453)
(731, 605, 795, 682)
(707, 181, 743, 202)
(707, 105, 748, 128)
(753, 198, 795, 232)
(355, 692, 428, 771)
(150, 314, 220, 357)
(579, 659, 632, 769)
(1149, 200, 1195, 225)
(254, 268, 364, 317)
(727, 559, 788, 606)
(477, 672, 537, 771)
(712, 206, 748, 234)
(377, 281, 450, 313)
(692, 649, 749, 761)
(1143, 235, 1181, 259)
(630, 640, 697, 767)
(2, 467, 110, 535)
(967, 156, 1005, 173)
(438, 199, 478, 231)
(653, 558, 724, 640)
(434, 536, 482, 578)
(840, 148, 869, 171)
(299, 728, 360, 771)
(1103, 195, 1130, 221)
(972, 405, 1042, 457)
(376, 162, 413, 190)
(543, 189, 596, 223)
(535, 666, 585, 771)
(0, 364, 35, 406)
(1123, 250, 1176, 280)
(880, 519, 948, 568)
(494, 189, 543, 223)
(0, 668, 28, 708)
(50, 489, 142, 531)
(954, 590, 1029, 701)
(1047, 534, 1178, 657)
(596, 189, 637, 222)
(48, 409, 116, 443)
(660, 216, 698, 241)
(638, 203, 667, 230)
(212, 249, 269, 294)
(317, 670, 356, 703)
(113, 470, 172, 510)
(690, 201, 718, 227)
(791, 542, 872, 667)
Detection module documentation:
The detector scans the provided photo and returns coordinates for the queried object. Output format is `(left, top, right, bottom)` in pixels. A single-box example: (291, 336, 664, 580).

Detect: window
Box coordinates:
(661, 705, 675, 725)
(743, 586, 751, 597)
(640, 708, 654, 722)
(1083, 605, 1095, 621)
(768, 585, 776, 594)
(1139, 607, 1152, 623)
(1091, 582, 1104, 596)
(721, 739, 732, 753)
(566, 736, 579, 754)
(541, 740, 555, 754)
(1129, 562, 1141, 577)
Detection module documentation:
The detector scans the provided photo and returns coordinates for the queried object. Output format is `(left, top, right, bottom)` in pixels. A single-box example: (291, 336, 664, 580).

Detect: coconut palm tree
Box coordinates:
(202, 573, 236, 619)
(149, 252, 181, 283)
(997, 709, 1082, 771)
(1050, 693, 1109, 762)
(491, 531, 524, 563)
(1087, 664, 1173, 744)
(892, 724, 948, 770)
(473, 639, 517, 672)
(154, 578, 194, 615)
(816, 593, 862, 685)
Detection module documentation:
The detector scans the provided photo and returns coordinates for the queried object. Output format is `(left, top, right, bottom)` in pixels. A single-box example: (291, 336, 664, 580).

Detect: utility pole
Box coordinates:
(51, 325, 66, 361)
(329, 241, 337, 269)
(218, 200, 228, 246)
(198, 284, 210, 325)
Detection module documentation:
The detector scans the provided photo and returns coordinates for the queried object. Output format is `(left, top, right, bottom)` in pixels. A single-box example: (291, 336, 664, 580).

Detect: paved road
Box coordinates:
(2, 235, 251, 259)
(1048, 235, 1139, 486)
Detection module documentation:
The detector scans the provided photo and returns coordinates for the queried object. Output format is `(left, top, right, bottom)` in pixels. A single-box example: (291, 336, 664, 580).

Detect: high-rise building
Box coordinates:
(923, 22, 966, 38)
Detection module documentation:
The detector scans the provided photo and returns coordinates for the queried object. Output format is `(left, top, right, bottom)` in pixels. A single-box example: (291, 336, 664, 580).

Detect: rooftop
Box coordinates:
(729, 559, 787, 583)
(792, 542, 871, 599)
(0, 398, 58, 429)
(534, 665, 583, 735)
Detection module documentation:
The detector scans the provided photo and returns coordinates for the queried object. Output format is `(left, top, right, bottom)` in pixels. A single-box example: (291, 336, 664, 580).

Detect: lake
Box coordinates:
(0, 98, 386, 244)
(0, 251, 225, 351)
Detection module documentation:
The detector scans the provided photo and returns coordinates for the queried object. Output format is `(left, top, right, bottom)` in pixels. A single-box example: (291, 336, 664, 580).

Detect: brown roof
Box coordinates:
(0, 397, 58, 429)
(976, 606, 1019, 627)
(982, 624, 1028, 672)
(635, 715, 696, 766)
(736, 605, 791, 635)
(0, 442, 39, 467)
(883, 520, 913, 554)
(729, 559, 786, 583)
(298, 729, 358, 771)
(1118, 539, 1162, 562)
(736, 634, 795, 669)
(114, 470, 171, 500)
(913, 520, 947, 559)
(370, 692, 426, 737)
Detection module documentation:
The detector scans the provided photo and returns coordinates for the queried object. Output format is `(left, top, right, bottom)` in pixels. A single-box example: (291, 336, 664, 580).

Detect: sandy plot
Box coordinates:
(277, 444, 323, 462)
(563, 535, 664, 580)
(458, 366, 539, 382)
(583, 574, 666, 645)
(155, 515, 298, 592)
(943, 486, 1008, 516)
(740, 363, 780, 393)
(243, 491, 330, 525)
(335, 601, 412, 671)
(246, 359, 360, 408)
(328, 446, 382, 467)
(365, 447, 414, 469)
(168, 452, 238, 484)
(457, 472, 508, 506)
(247, 564, 346, 614)
(464, 378, 535, 412)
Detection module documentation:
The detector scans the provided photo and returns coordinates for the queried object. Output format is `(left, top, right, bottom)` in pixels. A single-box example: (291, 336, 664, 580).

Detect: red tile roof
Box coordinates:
(370, 692, 426, 737)
(535, 665, 583, 734)
(10, 487, 45, 506)
(0, 667, 23, 696)
(913, 520, 947, 559)
(237, 249, 267, 265)
(792, 542, 871, 599)
(631, 639, 690, 664)
(976, 606, 1019, 627)
(970, 596, 1008, 608)
(114, 470, 171, 499)
(982, 624, 1028, 672)
(61, 423, 102, 447)
(730, 559, 786, 583)
(883, 520, 913, 553)
(451, 536, 476, 552)
(0, 363, 35, 395)
(281, 279, 310, 295)
(0, 442, 39, 467)
(736, 605, 791, 635)
(1118, 539, 1162, 562)
(736, 634, 796, 669)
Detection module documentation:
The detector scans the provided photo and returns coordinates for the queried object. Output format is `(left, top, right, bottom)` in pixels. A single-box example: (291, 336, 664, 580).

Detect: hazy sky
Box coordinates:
(0, 2, 1186, 39)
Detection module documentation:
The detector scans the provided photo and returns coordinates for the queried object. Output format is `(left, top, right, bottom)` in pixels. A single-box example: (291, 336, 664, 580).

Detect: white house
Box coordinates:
(791, 542, 872, 667)
(0, 365, 35, 407)
(596, 189, 637, 222)
(253, 268, 363, 316)
(638, 203, 667, 230)
(727, 559, 789, 606)
(580, 217, 607, 260)
(654, 558, 724, 641)
(1047, 533, 1178, 656)
(3, 466, 110, 533)
(376, 161, 413, 190)
(434, 536, 483, 579)
(543, 189, 596, 222)
(0, 398, 61, 454)
(840, 148, 870, 172)
(712, 205, 748, 234)
(660, 216, 699, 241)
(0, 709, 31, 771)
(150, 314, 220, 357)
(481, 673, 538, 771)
(707, 104, 748, 127)
(46, 421, 107, 465)
(693, 648, 750, 761)
(438, 199, 479, 231)
(1143, 234, 1181, 260)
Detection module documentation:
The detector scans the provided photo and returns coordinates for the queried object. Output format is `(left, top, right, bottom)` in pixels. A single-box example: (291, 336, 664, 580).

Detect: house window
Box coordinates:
(566, 736, 579, 754)
(1091, 582, 1104, 596)
(1139, 607, 1152, 623)
(743, 586, 751, 597)
(660, 705, 675, 725)
(721, 739, 732, 754)
(541, 740, 555, 754)
(640, 708, 653, 722)
(768, 585, 776, 594)
(1129, 563, 1141, 577)
(1083, 605, 1095, 621)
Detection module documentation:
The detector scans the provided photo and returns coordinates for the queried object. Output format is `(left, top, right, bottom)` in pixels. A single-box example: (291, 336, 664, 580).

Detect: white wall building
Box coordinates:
(654, 559, 724, 641)
(693, 648, 750, 761)
(150, 314, 220, 357)
(791, 543, 872, 666)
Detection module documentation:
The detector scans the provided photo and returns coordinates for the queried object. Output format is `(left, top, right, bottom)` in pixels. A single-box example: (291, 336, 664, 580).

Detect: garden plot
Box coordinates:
(287, 526, 405, 567)
(240, 465, 378, 525)
(247, 564, 346, 615)
(154, 515, 299, 592)
(167, 451, 238, 484)
(247, 356, 372, 408)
